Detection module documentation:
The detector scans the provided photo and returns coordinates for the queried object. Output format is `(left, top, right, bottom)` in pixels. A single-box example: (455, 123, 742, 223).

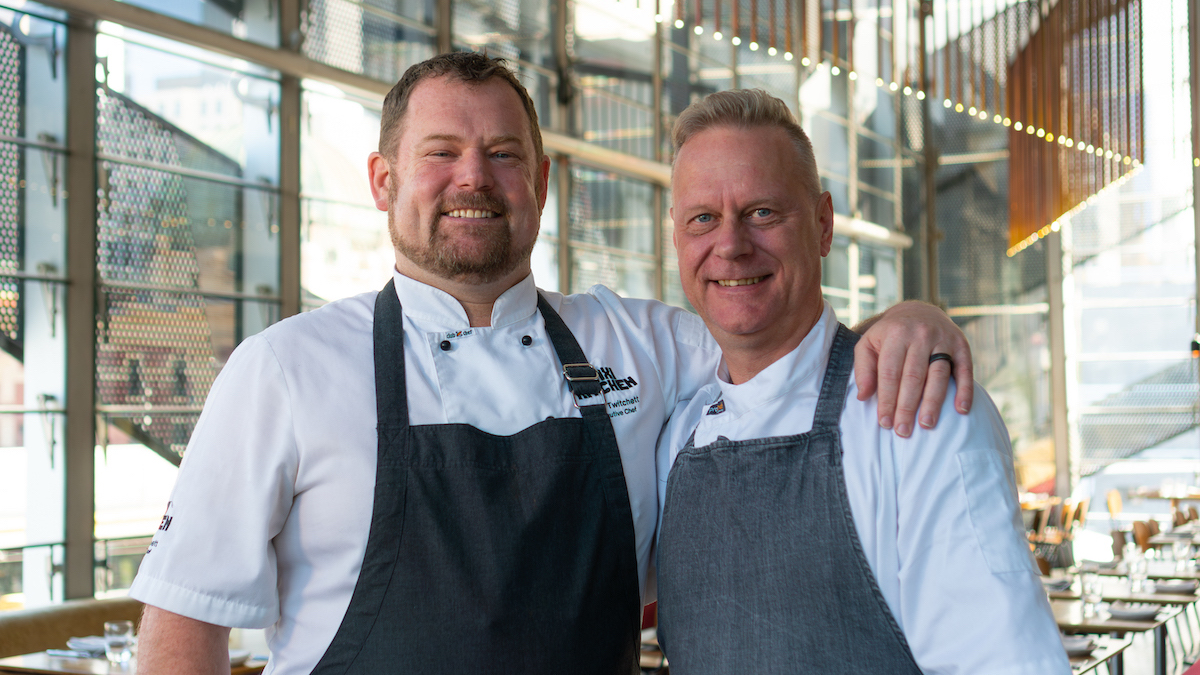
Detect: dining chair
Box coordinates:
(1133, 520, 1152, 552)
(1174, 509, 1189, 528)
(1112, 529, 1127, 559)
(1107, 489, 1123, 529)
(1189, 505, 1198, 522)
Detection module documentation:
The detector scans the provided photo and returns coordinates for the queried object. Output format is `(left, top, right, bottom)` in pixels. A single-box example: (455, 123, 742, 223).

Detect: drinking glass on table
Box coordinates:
(104, 620, 134, 665)
(1128, 555, 1148, 592)
(1174, 540, 1192, 571)
(1081, 572, 1103, 617)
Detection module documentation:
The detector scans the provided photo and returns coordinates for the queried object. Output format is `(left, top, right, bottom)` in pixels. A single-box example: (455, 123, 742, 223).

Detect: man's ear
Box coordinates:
(817, 192, 835, 257)
(670, 207, 677, 250)
(367, 151, 391, 212)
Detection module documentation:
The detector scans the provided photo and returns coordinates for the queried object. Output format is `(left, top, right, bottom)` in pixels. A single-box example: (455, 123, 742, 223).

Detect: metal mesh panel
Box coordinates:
(95, 89, 254, 462)
(576, 76, 655, 160)
(568, 164, 654, 254)
(1070, 175, 1196, 477)
(302, 0, 435, 84)
(567, 164, 656, 297)
(455, 0, 551, 64)
(0, 26, 22, 349)
(1077, 362, 1198, 477)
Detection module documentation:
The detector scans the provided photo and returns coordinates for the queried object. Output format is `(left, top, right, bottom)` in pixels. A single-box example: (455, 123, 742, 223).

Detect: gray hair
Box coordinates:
(672, 89, 821, 199)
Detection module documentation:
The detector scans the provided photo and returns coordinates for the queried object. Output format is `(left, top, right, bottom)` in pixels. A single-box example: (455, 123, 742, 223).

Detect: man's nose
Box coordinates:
(712, 219, 753, 259)
(455, 150, 495, 191)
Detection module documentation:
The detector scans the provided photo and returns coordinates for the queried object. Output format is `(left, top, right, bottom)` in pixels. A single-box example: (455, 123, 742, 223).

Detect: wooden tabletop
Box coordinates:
(0, 653, 267, 675)
(1052, 599, 1181, 633)
(1069, 635, 1133, 674)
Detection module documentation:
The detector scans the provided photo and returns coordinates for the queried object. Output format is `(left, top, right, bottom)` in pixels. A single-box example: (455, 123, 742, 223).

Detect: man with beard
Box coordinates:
(130, 53, 975, 674)
(654, 89, 1067, 674)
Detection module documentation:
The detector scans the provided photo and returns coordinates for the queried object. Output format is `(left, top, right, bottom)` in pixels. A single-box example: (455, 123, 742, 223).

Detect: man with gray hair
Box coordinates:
(655, 89, 1069, 674)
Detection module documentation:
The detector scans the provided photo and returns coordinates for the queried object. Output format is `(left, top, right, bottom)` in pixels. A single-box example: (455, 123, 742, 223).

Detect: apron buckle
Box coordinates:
(562, 363, 606, 409)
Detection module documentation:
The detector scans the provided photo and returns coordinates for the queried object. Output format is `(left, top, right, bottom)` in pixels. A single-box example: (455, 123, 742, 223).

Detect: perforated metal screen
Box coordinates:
(0, 26, 22, 348)
(302, 0, 436, 84)
(95, 89, 244, 461)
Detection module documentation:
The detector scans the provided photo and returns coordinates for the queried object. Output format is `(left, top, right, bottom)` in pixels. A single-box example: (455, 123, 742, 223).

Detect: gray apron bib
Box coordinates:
(657, 324, 921, 674)
(311, 279, 641, 674)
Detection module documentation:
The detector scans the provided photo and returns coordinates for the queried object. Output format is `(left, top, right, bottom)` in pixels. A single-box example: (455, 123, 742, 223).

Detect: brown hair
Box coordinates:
(672, 89, 821, 199)
(379, 51, 544, 163)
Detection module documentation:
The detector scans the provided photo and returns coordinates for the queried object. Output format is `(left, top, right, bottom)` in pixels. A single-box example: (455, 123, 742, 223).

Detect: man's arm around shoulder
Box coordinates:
(137, 604, 231, 675)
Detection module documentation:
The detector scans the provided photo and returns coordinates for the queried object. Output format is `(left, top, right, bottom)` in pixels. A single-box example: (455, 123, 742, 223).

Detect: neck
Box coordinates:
(393, 258, 530, 327)
(717, 304, 824, 385)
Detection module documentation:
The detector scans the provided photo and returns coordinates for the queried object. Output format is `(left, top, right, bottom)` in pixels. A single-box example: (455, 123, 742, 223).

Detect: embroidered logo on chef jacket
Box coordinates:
(577, 365, 641, 418)
(706, 399, 726, 416)
(443, 329, 474, 340)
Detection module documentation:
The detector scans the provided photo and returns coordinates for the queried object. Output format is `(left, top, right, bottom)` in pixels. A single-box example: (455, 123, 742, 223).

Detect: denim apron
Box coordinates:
(311, 280, 641, 674)
(657, 325, 921, 674)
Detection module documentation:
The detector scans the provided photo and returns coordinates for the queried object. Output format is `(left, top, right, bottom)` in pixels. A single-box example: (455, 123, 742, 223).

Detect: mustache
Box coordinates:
(436, 192, 508, 216)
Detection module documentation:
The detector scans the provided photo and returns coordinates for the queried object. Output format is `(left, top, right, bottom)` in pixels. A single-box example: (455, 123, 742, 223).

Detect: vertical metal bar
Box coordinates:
(846, 0, 853, 70)
(753, 0, 761, 47)
(771, 0, 777, 51)
(944, 0, 951, 103)
(799, 0, 806, 60)
(919, 0, 939, 306)
(1047, 224, 1071, 499)
(831, 0, 838, 63)
(654, 17, 664, 163)
(818, 0, 825, 63)
(1190, 0, 1200, 342)
(786, 0, 794, 55)
(279, 0, 302, 320)
(557, 158, 571, 293)
(736, 0, 743, 47)
(716, 0, 722, 36)
(877, 0, 883, 81)
(437, 0, 452, 53)
(1120, 0, 1129, 163)
(956, 0, 964, 105)
(969, 0, 976, 110)
(696, 0, 703, 33)
(64, 15, 97, 601)
(1136, 0, 1143, 163)
(889, 0, 896, 84)
(993, 0, 1001, 118)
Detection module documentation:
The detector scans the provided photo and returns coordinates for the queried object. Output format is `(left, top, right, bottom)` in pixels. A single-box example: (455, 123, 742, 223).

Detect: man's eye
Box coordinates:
(493, 151, 513, 159)
(753, 208, 772, 218)
(695, 214, 713, 223)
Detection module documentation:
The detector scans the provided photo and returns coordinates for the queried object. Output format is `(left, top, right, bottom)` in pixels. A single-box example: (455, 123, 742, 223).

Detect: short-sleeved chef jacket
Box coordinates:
(130, 270, 720, 675)
(656, 303, 1070, 674)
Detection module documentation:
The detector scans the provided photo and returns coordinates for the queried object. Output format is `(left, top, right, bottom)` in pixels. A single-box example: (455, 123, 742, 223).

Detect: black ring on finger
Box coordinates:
(929, 352, 954, 369)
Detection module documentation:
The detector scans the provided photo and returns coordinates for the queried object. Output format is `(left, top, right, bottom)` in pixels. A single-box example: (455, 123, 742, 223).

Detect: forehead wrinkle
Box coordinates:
(414, 132, 527, 147)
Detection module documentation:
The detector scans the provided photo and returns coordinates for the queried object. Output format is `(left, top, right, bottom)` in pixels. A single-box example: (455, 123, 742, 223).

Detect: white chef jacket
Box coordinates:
(130, 270, 720, 675)
(656, 302, 1070, 675)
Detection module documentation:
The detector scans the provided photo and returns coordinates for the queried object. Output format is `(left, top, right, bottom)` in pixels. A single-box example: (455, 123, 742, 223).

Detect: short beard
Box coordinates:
(389, 184, 533, 285)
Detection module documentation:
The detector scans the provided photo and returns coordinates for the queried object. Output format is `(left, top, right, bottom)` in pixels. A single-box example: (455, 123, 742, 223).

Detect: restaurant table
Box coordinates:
(0, 653, 267, 674)
(1083, 559, 1200, 581)
(1070, 635, 1134, 675)
(1052, 599, 1182, 675)
(1048, 577, 1200, 606)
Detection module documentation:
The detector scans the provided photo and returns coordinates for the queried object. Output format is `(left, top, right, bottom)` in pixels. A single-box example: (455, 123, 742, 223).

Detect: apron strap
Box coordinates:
(374, 279, 410, 430)
(811, 323, 859, 430)
(537, 293, 607, 412)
